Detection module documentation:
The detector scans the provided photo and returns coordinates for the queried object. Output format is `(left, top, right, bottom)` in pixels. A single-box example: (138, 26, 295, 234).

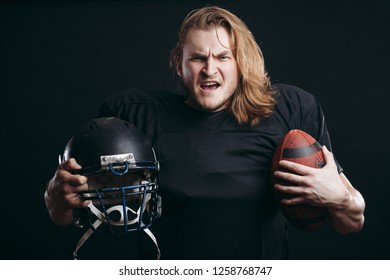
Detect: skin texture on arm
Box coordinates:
(273, 146, 365, 234)
(44, 158, 89, 226)
(327, 173, 365, 234)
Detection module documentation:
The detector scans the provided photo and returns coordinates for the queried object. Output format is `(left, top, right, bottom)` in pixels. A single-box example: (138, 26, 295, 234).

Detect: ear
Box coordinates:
(176, 63, 182, 77)
(175, 56, 183, 77)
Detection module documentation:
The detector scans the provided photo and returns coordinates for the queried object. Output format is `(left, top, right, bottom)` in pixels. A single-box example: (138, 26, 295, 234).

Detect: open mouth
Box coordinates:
(200, 81, 220, 90)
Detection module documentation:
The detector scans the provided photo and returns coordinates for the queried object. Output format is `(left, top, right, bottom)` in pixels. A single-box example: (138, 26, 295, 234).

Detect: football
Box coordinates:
(271, 129, 328, 231)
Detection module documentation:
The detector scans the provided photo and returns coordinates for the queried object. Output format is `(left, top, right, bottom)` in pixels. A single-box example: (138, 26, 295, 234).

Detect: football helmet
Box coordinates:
(61, 117, 160, 258)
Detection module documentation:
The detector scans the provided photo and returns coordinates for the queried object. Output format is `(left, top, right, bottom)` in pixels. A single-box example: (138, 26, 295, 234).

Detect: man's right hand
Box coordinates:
(44, 158, 89, 225)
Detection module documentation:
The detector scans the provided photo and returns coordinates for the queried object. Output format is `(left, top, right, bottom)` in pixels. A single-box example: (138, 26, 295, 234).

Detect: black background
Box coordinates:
(1, 0, 389, 259)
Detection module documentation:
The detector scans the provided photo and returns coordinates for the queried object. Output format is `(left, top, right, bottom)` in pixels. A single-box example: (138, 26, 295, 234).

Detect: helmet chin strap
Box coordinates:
(72, 201, 160, 260)
(96, 204, 138, 226)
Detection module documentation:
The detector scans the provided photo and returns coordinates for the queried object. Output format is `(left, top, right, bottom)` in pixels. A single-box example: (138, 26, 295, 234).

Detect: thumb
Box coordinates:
(322, 146, 336, 167)
(60, 158, 82, 171)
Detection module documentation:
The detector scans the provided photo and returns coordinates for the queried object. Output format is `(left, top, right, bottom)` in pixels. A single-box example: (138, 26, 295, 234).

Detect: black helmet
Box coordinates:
(61, 117, 160, 233)
(62, 117, 159, 175)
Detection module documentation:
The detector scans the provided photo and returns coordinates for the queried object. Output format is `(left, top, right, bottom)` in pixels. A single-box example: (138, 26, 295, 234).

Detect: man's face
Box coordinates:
(178, 26, 239, 112)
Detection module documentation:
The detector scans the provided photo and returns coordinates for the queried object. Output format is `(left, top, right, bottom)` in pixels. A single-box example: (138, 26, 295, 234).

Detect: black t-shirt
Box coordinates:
(93, 83, 339, 260)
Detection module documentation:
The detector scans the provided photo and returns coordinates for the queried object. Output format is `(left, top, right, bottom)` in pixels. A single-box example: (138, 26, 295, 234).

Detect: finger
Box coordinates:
(274, 183, 306, 195)
(63, 180, 88, 194)
(60, 158, 82, 171)
(278, 160, 313, 176)
(280, 196, 306, 205)
(58, 168, 88, 186)
(64, 192, 89, 208)
(274, 170, 306, 185)
(321, 146, 336, 168)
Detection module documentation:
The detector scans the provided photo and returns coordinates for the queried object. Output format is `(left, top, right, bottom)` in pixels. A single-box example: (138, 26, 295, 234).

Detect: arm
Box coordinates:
(274, 146, 365, 234)
(327, 172, 365, 234)
(44, 158, 89, 226)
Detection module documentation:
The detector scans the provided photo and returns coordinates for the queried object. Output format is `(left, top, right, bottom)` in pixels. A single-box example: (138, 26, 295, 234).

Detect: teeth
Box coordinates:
(203, 82, 218, 86)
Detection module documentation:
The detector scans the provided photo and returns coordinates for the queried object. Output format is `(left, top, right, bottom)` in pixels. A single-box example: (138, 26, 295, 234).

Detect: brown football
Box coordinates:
(271, 129, 328, 231)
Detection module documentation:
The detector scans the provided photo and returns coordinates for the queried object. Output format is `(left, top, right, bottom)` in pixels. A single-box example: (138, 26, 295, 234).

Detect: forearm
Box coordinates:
(328, 174, 365, 234)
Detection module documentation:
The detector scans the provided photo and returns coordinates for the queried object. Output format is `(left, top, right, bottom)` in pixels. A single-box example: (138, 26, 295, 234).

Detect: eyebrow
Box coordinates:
(189, 50, 232, 58)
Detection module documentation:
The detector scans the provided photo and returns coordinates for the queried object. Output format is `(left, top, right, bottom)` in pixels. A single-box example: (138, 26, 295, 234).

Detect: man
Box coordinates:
(45, 6, 365, 259)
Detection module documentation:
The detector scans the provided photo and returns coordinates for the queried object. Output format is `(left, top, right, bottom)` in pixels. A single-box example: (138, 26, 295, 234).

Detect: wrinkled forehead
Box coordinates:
(183, 26, 234, 52)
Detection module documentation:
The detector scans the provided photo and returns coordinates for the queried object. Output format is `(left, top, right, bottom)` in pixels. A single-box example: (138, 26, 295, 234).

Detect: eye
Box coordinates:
(219, 55, 231, 61)
(189, 55, 206, 62)
(190, 57, 203, 62)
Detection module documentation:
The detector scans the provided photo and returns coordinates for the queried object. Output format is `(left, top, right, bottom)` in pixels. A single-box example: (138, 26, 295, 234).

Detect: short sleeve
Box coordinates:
(273, 84, 343, 173)
(98, 88, 184, 135)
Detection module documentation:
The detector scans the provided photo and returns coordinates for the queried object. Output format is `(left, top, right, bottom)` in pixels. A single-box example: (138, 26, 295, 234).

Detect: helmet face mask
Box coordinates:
(75, 167, 159, 234)
(62, 118, 161, 234)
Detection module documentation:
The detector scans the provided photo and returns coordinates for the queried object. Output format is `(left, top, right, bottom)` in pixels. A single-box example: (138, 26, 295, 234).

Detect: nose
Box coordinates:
(202, 58, 218, 76)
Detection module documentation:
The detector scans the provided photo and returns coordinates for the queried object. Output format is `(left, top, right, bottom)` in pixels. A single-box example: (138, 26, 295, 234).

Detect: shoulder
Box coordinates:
(272, 83, 318, 106)
(101, 88, 185, 110)
(269, 83, 325, 132)
(272, 83, 322, 118)
(98, 88, 186, 134)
